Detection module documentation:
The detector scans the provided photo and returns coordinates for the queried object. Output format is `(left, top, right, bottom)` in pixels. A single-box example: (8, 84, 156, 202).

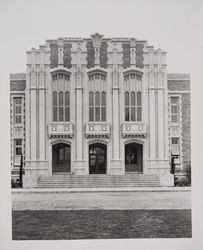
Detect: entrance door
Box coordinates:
(89, 143, 106, 174)
(52, 143, 71, 173)
(125, 143, 143, 173)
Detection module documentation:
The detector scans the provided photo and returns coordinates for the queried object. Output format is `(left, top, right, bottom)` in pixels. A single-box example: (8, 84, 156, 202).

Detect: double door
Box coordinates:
(89, 144, 106, 174)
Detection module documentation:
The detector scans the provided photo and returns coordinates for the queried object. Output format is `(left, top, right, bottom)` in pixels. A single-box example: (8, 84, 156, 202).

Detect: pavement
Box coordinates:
(12, 188, 191, 210)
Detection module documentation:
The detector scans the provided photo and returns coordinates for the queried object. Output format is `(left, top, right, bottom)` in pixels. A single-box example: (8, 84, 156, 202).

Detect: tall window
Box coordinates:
(14, 139, 22, 156)
(52, 73, 70, 122)
(14, 97, 22, 124)
(88, 73, 106, 122)
(171, 138, 180, 160)
(124, 73, 142, 122)
(171, 97, 179, 123)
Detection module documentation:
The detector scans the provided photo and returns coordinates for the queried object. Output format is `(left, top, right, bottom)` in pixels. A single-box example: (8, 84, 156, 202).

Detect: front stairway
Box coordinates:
(37, 174, 160, 188)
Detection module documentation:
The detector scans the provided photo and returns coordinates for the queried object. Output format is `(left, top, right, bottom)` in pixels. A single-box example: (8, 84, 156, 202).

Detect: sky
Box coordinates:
(0, 0, 203, 249)
(0, 0, 202, 75)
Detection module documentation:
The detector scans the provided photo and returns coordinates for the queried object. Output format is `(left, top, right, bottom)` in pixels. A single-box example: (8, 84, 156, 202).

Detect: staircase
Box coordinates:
(37, 174, 160, 188)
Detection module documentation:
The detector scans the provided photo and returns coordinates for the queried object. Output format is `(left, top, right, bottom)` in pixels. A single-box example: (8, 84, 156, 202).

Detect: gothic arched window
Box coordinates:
(124, 72, 142, 122)
(88, 72, 107, 122)
(52, 72, 70, 122)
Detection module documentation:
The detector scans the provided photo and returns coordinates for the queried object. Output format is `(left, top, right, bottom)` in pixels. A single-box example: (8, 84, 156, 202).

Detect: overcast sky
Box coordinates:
(0, 0, 202, 75)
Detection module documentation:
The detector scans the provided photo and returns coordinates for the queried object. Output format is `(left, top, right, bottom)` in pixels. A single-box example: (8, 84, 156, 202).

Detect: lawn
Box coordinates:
(12, 209, 192, 240)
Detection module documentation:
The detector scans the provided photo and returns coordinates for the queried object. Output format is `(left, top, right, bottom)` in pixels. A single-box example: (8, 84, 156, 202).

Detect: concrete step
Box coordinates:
(37, 174, 160, 188)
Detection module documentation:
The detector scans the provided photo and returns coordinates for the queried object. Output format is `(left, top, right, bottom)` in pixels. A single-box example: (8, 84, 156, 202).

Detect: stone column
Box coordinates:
(24, 48, 38, 187)
(110, 45, 123, 174)
(74, 45, 85, 175)
(38, 48, 47, 174)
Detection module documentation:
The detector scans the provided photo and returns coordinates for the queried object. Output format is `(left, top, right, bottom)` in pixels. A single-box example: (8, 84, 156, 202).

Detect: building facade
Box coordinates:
(10, 34, 191, 187)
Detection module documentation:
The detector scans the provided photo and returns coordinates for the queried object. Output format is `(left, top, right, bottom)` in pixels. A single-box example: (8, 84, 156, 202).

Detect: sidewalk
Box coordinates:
(12, 186, 191, 193)
(12, 189, 191, 210)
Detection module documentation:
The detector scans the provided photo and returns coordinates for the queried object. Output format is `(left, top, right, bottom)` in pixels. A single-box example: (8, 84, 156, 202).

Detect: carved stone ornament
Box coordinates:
(91, 33, 103, 65)
(58, 38, 63, 47)
(130, 38, 136, 48)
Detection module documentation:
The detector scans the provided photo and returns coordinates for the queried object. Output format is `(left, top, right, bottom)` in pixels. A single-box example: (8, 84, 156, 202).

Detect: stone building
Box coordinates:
(10, 33, 191, 187)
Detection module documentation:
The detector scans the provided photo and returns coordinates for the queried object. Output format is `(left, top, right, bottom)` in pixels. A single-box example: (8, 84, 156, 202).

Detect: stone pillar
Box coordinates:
(146, 49, 173, 186)
(38, 48, 47, 174)
(74, 45, 85, 175)
(110, 45, 123, 174)
(24, 48, 38, 187)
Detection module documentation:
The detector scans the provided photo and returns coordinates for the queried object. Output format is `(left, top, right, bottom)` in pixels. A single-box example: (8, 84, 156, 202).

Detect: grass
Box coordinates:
(12, 209, 192, 240)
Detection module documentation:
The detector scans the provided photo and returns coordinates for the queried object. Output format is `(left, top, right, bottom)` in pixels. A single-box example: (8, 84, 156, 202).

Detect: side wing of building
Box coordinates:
(168, 73, 191, 182)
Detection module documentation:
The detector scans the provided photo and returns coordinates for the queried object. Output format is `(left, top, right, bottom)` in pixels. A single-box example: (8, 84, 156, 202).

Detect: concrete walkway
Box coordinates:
(12, 189, 191, 210)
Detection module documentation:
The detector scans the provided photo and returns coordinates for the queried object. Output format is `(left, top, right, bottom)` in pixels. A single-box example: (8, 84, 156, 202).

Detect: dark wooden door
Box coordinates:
(125, 143, 142, 173)
(52, 143, 71, 173)
(89, 144, 106, 174)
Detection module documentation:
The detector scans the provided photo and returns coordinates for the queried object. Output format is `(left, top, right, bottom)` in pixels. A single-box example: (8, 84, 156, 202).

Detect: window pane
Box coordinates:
(95, 107, 100, 121)
(15, 106, 21, 114)
(137, 107, 142, 121)
(125, 92, 129, 106)
(53, 107, 57, 121)
(101, 107, 106, 121)
(95, 92, 100, 106)
(59, 107, 64, 121)
(171, 97, 178, 104)
(15, 98, 22, 105)
(171, 106, 178, 114)
(59, 92, 63, 106)
(16, 139, 22, 146)
(125, 107, 129, 121)
(101, 92, 106, 106)
(172, 115, 177, 123)
(89, 107, 94, 121)
(172, 138, 179, 145)
(53, 92, 57, 106)
(15, 115, 21, 124)
(65, 92, 70, 106)
(16, 148, 22, 155)
(131, 107, 136, 121)
(89, 92, 94, 106)
(59, 148, 64, 161)
(131, 92, 135, 106)
(65, 107, 70, 121)
(137, 92, 141, 106)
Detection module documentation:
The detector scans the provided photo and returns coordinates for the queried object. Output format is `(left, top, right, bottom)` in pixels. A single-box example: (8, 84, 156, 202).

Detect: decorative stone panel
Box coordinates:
(13, 127, 23, 138)
(122, 123, 147, 138)
(48, 122, 73, 138)
(170, 126, 181, 137)
(85, 123, 110, 138)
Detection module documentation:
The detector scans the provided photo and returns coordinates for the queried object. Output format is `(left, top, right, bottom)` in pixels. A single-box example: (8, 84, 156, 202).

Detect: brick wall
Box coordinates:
(100, 41, 108, 68)
(63, 43, 72, 68)
(181, 93, 191, 169)
(168, 80, 190, 91)
(86, 41, 95, 69)
(122, 43, 131, 69)
(135, 43, 144, 69)
(50, 43, 58, 68)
